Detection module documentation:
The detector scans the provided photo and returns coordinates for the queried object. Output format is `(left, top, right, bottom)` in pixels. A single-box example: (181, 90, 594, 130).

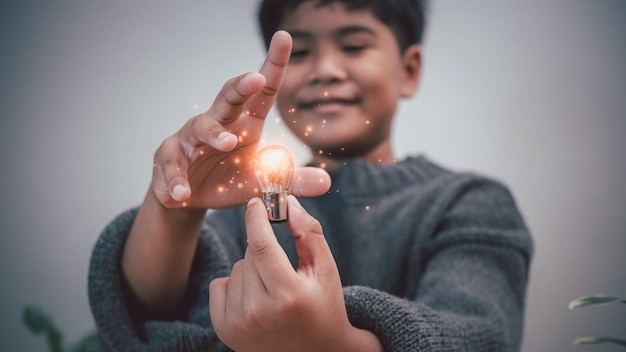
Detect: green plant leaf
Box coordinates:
(23, 306, 50, 333)
(22, 306, 64, 352)
(569, 294, 626, 310)
(573, 336, 626, 347)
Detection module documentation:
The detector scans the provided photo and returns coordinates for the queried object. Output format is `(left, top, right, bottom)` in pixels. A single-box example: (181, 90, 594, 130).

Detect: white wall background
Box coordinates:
(1, 1, 625, 351)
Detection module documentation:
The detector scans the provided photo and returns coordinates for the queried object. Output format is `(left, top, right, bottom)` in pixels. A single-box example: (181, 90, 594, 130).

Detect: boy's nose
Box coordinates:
(308, 52, 347, 85)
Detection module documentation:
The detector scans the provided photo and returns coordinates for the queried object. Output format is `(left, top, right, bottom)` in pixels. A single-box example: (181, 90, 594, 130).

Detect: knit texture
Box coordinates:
(88, 156, 532, 351)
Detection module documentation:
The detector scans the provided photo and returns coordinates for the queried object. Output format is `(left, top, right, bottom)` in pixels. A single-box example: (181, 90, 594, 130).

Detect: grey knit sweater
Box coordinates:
(88, 156, 532, 351)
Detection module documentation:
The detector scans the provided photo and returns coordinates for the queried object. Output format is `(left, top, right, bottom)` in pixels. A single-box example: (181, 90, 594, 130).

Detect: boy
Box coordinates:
(89, 0, 532, 351)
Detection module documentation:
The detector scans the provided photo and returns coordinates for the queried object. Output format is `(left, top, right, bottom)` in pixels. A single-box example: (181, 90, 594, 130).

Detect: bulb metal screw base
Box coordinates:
(262, 191, 288, 222)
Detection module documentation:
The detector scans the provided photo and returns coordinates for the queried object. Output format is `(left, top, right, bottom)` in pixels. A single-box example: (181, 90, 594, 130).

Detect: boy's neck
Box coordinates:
(309, 140, 396, 173)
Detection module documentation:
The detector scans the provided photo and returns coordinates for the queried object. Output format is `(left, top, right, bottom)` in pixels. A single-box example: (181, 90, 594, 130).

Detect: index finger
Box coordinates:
(245, 30, 292, 119)
(208, 71, 266, 125)
(244, 197, 297, 291)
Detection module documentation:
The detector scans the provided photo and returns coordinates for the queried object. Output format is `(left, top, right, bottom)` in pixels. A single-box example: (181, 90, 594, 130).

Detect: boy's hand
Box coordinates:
(152, 30, 330, 209)
(209, 196, 383, 352)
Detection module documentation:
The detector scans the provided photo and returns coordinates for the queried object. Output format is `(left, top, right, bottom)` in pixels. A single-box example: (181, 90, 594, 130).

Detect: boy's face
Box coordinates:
(275, 2, 420, 162)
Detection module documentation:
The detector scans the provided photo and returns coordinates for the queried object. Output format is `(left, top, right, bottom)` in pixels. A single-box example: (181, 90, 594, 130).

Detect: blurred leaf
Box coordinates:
(23, 306, 50, 333)
(573, 336, 626, 347)
(22, 306, 64, 352)
(569, 294, 626, 310)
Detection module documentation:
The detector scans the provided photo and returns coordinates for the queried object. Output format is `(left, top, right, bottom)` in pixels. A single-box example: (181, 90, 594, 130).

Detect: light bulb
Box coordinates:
(253, 145, 294, 222)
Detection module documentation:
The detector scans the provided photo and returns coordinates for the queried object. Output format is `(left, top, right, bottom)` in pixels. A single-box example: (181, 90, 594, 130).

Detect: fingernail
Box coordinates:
(172, 184, 187, 200)
(218, 131, 234, 143)
(247, 197, 261, 207)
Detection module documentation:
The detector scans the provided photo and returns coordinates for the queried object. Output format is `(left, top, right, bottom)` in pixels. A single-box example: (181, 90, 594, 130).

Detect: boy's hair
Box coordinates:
(258, 0, 428, 53)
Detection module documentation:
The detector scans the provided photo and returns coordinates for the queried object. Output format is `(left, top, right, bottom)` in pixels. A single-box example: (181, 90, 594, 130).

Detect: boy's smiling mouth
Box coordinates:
(298, 97, 361, 112)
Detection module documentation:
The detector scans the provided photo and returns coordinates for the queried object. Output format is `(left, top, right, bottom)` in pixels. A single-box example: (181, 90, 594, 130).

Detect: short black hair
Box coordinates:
(258, 0, 428, 52)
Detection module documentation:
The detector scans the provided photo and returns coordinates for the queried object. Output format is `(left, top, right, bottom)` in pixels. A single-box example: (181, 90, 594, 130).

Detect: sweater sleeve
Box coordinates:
(343, 177, 532, 352)
(87, 208, 234, 352)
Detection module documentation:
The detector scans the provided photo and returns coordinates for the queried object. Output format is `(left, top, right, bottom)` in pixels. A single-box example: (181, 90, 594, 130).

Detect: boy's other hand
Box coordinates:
(151, 30, 330, 210)
(209, 196, 383, 352)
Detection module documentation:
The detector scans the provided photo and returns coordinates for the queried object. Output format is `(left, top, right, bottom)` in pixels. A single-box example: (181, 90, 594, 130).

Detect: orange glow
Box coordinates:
(254, 145, 294, 194)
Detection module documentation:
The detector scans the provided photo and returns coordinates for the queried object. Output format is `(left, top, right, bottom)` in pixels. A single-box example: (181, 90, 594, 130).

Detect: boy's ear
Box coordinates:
(400, 44, 422, 98)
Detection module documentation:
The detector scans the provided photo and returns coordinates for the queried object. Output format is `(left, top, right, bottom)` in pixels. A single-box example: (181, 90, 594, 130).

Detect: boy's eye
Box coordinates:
(290, 49, 309, 59)
(342, 45, 367, 54)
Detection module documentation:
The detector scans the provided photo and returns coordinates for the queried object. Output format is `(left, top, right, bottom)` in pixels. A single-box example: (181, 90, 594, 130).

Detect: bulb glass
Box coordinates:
(254, 145, 294, 222)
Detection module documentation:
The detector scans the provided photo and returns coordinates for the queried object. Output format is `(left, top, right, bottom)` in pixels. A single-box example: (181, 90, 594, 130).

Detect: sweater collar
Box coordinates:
(315, 155, 441, 198)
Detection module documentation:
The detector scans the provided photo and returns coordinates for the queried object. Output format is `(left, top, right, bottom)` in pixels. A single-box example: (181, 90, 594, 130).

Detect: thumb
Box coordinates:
(286, 195, 336, 273)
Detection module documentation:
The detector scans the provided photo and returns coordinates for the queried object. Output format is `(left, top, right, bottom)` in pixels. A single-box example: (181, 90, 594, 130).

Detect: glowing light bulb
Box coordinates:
(254, 145, 294, 222)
